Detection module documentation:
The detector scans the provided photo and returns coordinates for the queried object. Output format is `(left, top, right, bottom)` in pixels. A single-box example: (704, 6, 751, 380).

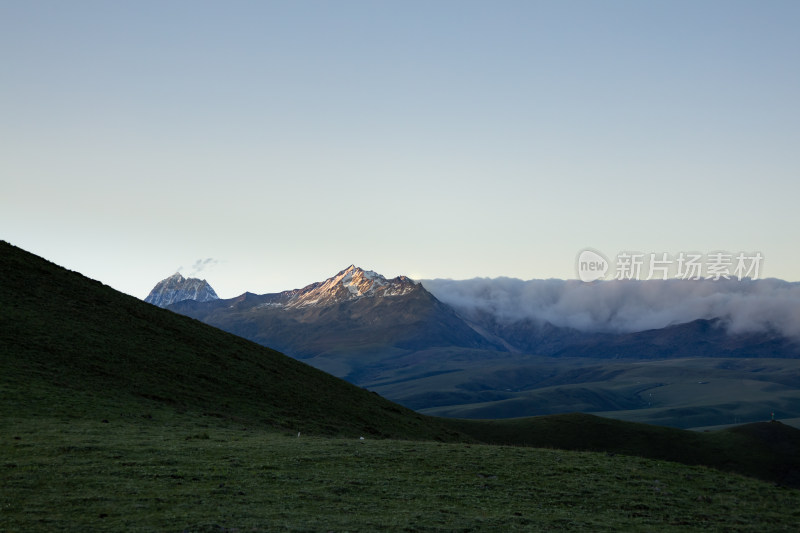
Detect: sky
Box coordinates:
(2, 1, 799, 299)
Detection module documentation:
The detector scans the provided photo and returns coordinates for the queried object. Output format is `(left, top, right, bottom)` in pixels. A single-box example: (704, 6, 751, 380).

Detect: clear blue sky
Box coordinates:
(2, 1, 798, 298)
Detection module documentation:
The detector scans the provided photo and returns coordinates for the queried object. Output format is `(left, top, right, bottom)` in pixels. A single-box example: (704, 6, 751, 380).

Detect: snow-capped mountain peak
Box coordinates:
(145, 273, 219, 308)
(147, 265, 419, 311)
(286, 265, 418, 308)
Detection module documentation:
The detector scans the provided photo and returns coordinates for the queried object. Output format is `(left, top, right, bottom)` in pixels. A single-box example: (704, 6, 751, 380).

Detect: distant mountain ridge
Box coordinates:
(163, 265, 498, 383)
(147, 267, 799, 362)
(287, 265, 418, 308)
(146, 264, 800, 425)
(144, 273, 218, 308)
(203, 265, 420, 310)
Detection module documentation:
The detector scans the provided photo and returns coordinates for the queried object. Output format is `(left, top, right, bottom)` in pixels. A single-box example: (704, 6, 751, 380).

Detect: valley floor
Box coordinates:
(3, 415, 799, 532)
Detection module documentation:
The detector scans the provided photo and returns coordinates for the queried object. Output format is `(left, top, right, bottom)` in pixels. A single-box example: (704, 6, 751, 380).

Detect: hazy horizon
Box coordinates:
(137, 258, 800, 340)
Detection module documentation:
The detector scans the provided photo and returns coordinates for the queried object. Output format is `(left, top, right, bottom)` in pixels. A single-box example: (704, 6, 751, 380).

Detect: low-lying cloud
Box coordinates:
(421, 277, 800, 340)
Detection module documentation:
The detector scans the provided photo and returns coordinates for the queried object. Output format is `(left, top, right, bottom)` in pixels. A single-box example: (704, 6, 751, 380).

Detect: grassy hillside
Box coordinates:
(0, 240, 461, 441)
(3, 240, 800, 530)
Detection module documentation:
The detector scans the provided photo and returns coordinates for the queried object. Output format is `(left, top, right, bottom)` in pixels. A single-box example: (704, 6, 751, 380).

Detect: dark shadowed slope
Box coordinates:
(0, 240, 462, 441)
(445, 413, 800, 487)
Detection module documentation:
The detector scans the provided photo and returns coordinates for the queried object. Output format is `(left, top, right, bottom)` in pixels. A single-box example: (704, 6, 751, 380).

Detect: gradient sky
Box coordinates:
(2, 1, 799, 298)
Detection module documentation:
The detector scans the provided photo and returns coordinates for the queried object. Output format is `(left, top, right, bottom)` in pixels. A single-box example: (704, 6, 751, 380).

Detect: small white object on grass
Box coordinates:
(297, 432, 301, 438)
(359, 436, 365, 440)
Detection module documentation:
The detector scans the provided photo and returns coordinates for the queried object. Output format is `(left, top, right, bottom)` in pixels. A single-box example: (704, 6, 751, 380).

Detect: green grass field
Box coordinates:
(5, 415, 800, 532)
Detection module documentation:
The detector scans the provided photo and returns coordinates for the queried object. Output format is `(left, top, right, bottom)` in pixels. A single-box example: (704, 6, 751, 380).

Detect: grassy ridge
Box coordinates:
(0, 240, 461, 441)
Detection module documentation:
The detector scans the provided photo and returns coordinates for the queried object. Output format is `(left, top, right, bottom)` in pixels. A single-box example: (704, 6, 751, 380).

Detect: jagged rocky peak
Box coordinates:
(287, 265, 418, 308)
(144, 272, 219, 308)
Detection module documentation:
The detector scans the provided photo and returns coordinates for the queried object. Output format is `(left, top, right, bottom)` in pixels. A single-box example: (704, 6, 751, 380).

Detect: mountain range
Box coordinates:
(147, 265, 800, 428)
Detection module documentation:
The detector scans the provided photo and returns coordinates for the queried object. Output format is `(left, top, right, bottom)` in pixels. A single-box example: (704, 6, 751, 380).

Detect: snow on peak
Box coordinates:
(286, 265, 417, 308)
(144, 273, 219, 308)
(145, 265, 420, 311)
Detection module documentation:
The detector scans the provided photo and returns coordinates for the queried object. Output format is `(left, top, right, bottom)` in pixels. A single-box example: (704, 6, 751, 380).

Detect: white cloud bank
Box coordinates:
(421, 278, 800, 340)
